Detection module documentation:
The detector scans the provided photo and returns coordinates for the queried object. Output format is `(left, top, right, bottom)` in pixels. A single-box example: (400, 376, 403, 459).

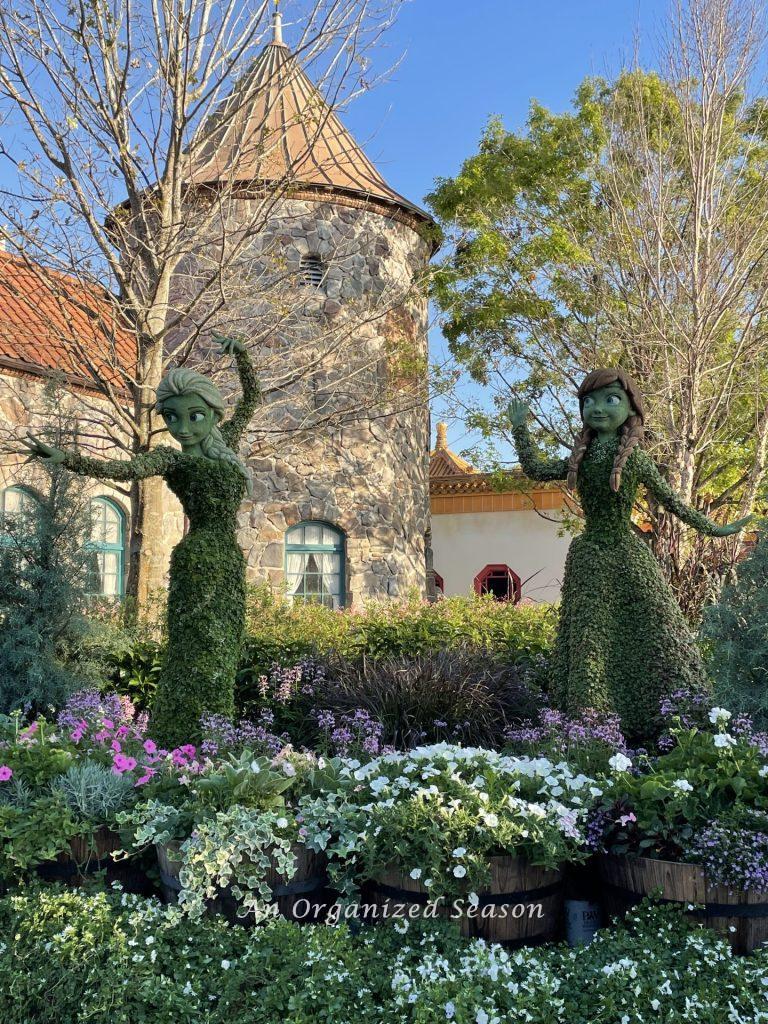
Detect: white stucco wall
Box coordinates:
(431, 509, 572, 604)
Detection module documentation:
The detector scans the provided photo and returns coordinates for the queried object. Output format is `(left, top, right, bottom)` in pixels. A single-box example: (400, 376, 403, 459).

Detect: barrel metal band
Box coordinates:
(604, 882, 768, 918)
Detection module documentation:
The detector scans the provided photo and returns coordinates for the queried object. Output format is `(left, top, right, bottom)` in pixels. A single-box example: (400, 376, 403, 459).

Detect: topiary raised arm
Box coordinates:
(215, 336, 261, 449)
(507, 401, 568, 482)
(636, 450, 753, 538)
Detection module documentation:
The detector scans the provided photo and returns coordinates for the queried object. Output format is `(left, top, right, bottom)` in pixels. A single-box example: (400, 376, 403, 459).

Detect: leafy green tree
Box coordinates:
(702, 522, 768, 728)
(428, 0, 768, 615)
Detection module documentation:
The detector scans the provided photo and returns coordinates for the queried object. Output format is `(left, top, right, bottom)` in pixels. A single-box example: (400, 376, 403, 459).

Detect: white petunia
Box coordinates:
(713, 733, 736, 749)
(453, 865, 467, 878)
(221, 959, 231, 970)
(445, 1003, 456, 1020)
(608, 753, 632, 772)
(452, 847, 467, 857)
(709, 707, 732, 725)
(672, 779, 694, 793)
(409, 868, 422, 880)
(369, 776, 389, 794)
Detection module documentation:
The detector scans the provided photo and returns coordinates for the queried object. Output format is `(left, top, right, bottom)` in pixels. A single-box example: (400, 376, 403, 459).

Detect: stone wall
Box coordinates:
(169, 194, 433, 606)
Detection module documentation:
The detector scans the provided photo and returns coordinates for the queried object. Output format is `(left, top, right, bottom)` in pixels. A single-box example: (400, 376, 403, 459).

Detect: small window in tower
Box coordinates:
(299, 254, 325, 288)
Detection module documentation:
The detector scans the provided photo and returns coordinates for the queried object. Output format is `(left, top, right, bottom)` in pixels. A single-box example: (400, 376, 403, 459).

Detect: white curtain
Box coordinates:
(286, 552, 305, 595)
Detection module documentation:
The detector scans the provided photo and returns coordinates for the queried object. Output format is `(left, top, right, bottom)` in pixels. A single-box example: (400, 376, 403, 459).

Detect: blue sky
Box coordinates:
(336, 0, 670, 456)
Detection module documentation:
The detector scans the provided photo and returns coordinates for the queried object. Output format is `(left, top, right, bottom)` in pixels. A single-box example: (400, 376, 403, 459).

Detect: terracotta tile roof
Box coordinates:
(185, 17, 432, 226)
(0, 252, 135, 388)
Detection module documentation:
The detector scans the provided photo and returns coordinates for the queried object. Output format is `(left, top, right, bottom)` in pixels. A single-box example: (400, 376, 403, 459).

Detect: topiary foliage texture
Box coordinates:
(510, 368, 749, 741)
(27, 343, 260, 748)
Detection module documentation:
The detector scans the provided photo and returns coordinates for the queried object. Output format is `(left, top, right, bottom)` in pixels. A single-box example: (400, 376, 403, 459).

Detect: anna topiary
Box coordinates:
(21, 338, 260, 748)
(508, 368, 751, 741)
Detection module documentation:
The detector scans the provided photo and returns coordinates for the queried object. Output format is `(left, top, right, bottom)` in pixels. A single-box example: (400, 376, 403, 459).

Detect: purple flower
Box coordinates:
(0, 766, 12, 782)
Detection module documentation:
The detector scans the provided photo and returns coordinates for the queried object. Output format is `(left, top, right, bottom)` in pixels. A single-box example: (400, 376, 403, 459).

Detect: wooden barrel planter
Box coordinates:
(36, 826, 123, 883)
(598, 854, 768, 954)
(364, 856, 563, 948)
(156, 841, 333, 924)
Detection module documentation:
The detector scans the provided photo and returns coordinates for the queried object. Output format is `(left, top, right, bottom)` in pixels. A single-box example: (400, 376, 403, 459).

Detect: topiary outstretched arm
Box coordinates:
(218, 341, 261, 448)
(58, 446, 178, 482)
(510, 421, 569, 483)
(636, 450, 752, 537)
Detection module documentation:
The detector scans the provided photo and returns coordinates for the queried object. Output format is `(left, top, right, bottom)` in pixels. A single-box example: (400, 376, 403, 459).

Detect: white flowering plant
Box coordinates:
(593, 722, 768, 865)
(297, 743, 600, 901)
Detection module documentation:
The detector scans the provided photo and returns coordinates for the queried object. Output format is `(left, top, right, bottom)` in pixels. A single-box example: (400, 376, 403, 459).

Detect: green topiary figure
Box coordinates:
(21, 338, 260, 748)
(508, 368, 751, 740)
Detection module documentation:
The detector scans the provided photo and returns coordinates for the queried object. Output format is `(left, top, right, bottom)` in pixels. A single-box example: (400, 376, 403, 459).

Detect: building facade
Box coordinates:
(429, 424, 571, 604)
(1, 10, 435, 608)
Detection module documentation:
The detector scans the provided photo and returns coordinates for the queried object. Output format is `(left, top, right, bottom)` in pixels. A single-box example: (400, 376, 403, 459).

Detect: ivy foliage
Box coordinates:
(60, 349, 260, 748)
(512, 423, 712, 740)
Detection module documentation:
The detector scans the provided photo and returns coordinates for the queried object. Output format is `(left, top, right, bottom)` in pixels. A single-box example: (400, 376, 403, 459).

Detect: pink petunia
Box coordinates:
(102, 719, 115, 730)
(0, 766, 13, 782)
(113, 753, 137, 773)
(143, 739, 157, 755)
(180, 744, 196, 758)
(71, 728, 84, 743)
(111, 740, 122, 753)
(134, 770, 155, 787)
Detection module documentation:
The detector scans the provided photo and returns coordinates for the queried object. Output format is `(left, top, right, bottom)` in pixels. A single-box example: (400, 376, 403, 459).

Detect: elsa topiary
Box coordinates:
(21, 338, 260, 748)
(508, 368, 752, 740)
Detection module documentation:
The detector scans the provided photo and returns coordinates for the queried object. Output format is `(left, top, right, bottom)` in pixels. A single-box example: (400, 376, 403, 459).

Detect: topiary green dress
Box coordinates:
(512, 425, 717, 738)
(61, 349, 259, 748)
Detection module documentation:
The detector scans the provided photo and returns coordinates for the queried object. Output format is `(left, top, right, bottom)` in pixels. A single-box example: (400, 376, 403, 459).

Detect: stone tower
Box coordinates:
(175, 8, 436, 608)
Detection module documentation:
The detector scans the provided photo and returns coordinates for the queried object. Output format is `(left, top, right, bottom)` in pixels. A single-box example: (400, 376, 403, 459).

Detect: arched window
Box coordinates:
(473, 564, 521, 603)
(298, 254, 325, 288)
(87, 497, 126, 597)
(0, 485, 40, 539)
(285, 522, 345, 609)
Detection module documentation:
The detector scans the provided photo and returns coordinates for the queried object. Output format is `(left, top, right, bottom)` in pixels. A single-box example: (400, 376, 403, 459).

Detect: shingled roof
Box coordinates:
(185, 8, 431, 226)
(0, 251, 134, 389)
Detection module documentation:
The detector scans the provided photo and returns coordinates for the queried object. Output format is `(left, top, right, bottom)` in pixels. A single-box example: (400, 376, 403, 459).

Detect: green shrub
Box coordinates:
(320, 648, 542, 748)
(1, 887, 768, 1024)
(701, 522, 768, 729)
(236, 588, 556, 707)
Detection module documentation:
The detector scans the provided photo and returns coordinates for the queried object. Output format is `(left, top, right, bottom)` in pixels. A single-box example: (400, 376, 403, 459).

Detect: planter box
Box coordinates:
(598, 854, 768, 954)
(156, 841, 332, 923)
(364, 855, 563, 947)
(36, 826, 124, 883)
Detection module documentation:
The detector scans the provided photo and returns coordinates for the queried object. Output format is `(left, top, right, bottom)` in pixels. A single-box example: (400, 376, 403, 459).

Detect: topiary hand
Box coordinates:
(19, 431, 66, 465)
(710, 514, 754, 537)
(507, 399, 530, 427)
(214, 334, 246, 357)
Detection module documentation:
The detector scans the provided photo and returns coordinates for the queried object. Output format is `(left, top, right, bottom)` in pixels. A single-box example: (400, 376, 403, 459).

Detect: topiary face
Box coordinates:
(158, 394, 220, 452)
(581, 383, 632, 436)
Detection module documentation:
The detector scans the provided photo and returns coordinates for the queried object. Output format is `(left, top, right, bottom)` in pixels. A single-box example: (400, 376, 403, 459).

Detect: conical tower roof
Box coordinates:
(185, 8, 431, 225)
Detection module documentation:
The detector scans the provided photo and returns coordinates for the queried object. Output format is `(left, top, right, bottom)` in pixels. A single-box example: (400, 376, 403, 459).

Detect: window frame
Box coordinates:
(86, 496, 127, 598)
(284, 520, 346, 610)
(473, 563, 522, 604)
(0, 484, 41, 541)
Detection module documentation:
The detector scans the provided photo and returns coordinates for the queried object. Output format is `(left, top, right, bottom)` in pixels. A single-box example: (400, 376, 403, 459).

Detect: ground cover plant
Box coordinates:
(2, 887, 768, 1024)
